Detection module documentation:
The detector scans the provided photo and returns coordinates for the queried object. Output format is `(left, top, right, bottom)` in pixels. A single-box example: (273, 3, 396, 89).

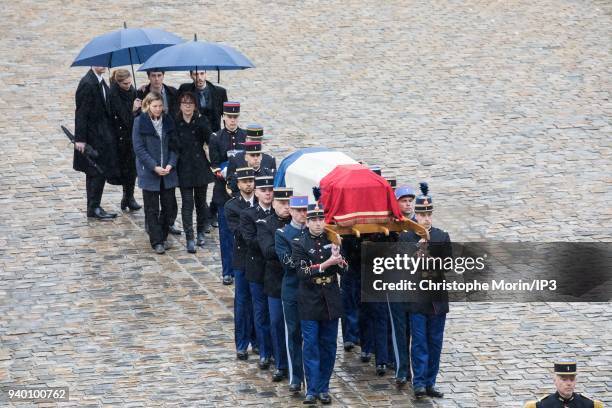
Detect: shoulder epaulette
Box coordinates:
(594, 400, 603, 408)
(523, 401, 537, 408)
(293, 237, 300, 241)
(256, 219, 267, 224)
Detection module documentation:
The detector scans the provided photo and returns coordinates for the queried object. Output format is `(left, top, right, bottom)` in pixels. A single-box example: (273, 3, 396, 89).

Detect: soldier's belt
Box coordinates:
(313, 276, 333, 285)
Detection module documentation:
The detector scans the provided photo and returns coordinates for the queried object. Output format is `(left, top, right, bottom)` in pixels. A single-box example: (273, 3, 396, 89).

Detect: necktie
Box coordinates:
(100, 80, 107, 102)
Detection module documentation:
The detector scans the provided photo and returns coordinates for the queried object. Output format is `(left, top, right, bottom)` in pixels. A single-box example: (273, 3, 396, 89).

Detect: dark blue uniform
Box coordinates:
(292, 231, 347, 399)
(209, 127, 247, 279)
(275, 222, 306, 387)
(225, 194, 256, 353)
(240, 205, 274, 362)
(527, 392, 602, 407)
(226, 152, 277, 194)
(399, 226, 451, 390)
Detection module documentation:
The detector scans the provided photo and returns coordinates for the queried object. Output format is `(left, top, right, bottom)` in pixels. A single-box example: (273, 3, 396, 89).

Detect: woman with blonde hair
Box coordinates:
(109, 68, 142, 211)
(132, 91, 179, 254)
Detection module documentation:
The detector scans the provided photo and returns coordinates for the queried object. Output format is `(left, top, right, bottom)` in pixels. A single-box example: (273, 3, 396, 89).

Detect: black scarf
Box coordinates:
(110, 82, 136, 127)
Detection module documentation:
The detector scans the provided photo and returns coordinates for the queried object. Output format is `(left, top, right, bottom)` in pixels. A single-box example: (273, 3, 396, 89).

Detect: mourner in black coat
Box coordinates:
(136, 70, 179, 118)
(175, 92, 215, 251)
(108, 69, 141, 211)
(178, 70, 228, 132)
(73, 67, 119, 219)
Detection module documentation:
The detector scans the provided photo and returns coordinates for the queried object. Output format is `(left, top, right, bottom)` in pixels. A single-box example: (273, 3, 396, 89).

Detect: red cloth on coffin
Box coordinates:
(319, 164, 403, 226)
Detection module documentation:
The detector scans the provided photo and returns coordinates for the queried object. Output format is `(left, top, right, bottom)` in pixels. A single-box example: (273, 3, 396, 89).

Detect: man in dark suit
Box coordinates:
(178, 70, 227, 132)
(73, 66, 119, 220)
(137, 70, 178, 117)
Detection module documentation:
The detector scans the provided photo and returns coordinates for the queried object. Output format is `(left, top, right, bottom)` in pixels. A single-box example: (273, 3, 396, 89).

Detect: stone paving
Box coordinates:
(1, 0, 611, 406)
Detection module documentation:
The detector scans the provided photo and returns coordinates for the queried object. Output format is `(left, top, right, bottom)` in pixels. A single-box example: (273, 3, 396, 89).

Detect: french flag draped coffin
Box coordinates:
(275, 148, 402, 226)
(319, 164, 403, 226)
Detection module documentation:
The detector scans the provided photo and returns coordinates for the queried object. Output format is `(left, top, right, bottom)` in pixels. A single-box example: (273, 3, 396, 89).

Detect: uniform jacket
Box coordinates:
(291, 231, 347, 321)
(525, 392, 602, 408)
(208, 127, 247, 206)
(257, 213, 290, 298)
(226, 152, 277, 194)
(132, 112, 178, 191)
(240, 205, 273, 284)
(225, 194, 255, 271)
(73, 69, 119, 179)
(175, 113, 215, 188)
(275, 222, 306, 302)
(399, 226, 452, 315)
(177, 81, 227, 132)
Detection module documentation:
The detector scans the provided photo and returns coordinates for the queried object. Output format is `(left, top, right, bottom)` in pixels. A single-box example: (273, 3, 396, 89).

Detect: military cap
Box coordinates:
(223, 101, 240, 115)
(554, 360, 577, 375)
(235, 167, 255, 180)
(307, 203, 325, 219)
(273, 187, 293, 200)
(255, 175, 274, 189)
(289, 195, 309, 209)
(246, 123, 264, 141)
(244, 141, 264, 154)
(414, 182, 434, 213)
(395, 185, 416, 200)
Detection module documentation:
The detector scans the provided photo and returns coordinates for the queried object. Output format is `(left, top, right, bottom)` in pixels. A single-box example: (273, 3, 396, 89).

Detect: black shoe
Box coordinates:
(252, 346, 259, 355)
(87, 207, 116, 220)
(204, 224, 212, 234)
(289, 383, 301, 393)
(163, 241, 172, 250)
(169, 224, 182, 235)
(211, 219, 219, 228)
(376, 364, 386, 376)
(303, 395, 316, 405)
(426, 386, 444, 398)
(318, 392, 332, 405)
(121, 197, 141, 211)
(186, 239, 196, 254)
(343, 341, 355, 351)
(222, 275, 234, 285)
(396, 377, 408, 388)
(360, 352, 371, 363)
(154, 244, 165, 254)
(414, 387, 427, 398)
(272, 369, 286, 382)
(236, 350, 248, 360)
(258, 357, 270, 370)
(196, 232, 206, 247)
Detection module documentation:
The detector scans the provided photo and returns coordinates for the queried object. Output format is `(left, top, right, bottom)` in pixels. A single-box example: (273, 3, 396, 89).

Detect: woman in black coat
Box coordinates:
(108, 69, 142, 211)
(176, 91, 215, 253)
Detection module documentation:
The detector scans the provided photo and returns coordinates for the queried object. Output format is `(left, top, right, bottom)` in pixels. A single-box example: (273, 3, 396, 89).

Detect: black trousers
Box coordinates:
(85, 173, 106, 212)
(122, 177, 137, 199)
(142, 179, 177, 247)
(180, 185, 208, 239)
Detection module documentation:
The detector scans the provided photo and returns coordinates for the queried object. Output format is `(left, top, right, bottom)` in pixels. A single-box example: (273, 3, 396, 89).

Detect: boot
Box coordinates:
(185, 227, 196, 253)
(196, 232, 206, 247)
(121, 183, 141, 211)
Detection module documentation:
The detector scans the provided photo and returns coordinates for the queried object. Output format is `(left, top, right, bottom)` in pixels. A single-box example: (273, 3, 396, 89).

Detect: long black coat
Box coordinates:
(177, 81, 228, 132)
(225, 194, 255, 270)
(257, 213, 290, 298)
(292, 231, 346, 321)
(209, 127, 247, 206)
(175, 114, 215, 188)
(73, 69, 119, 179)
(137, 83, 179, 118)
(240, 205, 273, 284)
(108, 82, 137, 185)
(226, 152, 277, 194)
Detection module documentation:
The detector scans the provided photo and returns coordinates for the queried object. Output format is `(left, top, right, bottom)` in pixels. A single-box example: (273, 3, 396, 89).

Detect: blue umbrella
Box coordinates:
(71, 22, 183, 86)
(138, 34, 254, 82)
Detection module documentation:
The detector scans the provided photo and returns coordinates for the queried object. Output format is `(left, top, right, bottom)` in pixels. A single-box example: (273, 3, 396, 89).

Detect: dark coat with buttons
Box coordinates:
(175, 113, 215, 188)
(108, 82, 137, 185)
(257, 213, 290, 298)
(240, 205, 273, 284)
(275, 223, 306, 302)
(292, 231, 347, 321)
(73, 69, 119, 179)
(209, 127, 247, 206)
(226, 152, 277, 194)
(225, 194, 255, 270)
(132, 112, 179, 192)
(177, 81, 227, 132)
(399, 226, 452, 315)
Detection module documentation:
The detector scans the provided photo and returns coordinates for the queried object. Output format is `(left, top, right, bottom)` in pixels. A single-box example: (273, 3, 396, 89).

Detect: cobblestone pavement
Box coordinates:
(1, 0, 611, 406)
